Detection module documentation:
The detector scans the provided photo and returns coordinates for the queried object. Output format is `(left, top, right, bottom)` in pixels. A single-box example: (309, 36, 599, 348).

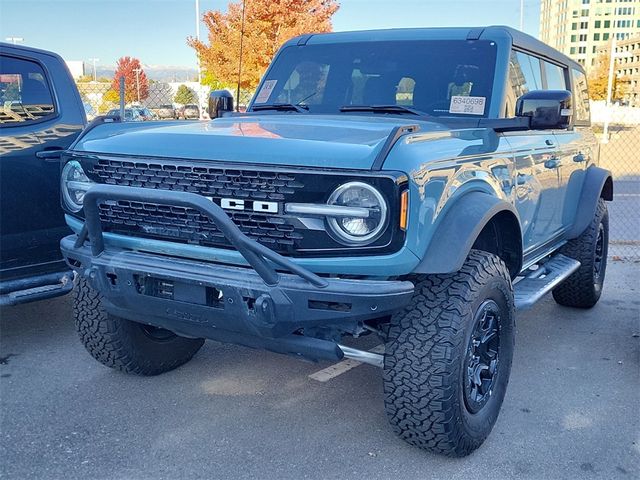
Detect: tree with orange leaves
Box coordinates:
(189, 0, 339, 92)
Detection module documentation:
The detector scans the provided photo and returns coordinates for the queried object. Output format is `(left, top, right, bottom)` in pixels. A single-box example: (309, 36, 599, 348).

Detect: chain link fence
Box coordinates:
(76, 81, 255, 120)
(592, 101, 640, 257)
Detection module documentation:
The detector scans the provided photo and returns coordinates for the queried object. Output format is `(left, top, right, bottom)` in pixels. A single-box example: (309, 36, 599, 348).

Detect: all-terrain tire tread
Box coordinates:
(74, 277, 204, 375)
(383, 250, 514, 457)
(552, 198, 608, 308)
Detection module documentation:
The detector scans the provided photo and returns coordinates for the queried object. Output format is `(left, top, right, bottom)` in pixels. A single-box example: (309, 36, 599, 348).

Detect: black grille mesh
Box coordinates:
(91, 158, 305, 201)
(98, 200, 303, 250)
(90, 159, 306, 252)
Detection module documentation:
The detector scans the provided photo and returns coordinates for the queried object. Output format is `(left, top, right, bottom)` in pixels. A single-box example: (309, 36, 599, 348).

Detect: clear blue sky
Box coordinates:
(0, 0, 541, 67)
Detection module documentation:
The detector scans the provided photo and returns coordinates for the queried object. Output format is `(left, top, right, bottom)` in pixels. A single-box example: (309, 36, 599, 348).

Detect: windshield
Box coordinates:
(251, 40, 497, 117)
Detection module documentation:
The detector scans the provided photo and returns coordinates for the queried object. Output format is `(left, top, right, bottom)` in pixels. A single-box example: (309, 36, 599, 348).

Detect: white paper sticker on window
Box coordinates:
(254, 80, 277, 104)
(449, 96, 486, 115)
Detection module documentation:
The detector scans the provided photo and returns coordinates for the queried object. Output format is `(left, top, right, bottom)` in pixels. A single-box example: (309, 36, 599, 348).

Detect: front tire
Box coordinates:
(383, 250, 515, 457)
(74, 277, 204, 375)
(552, 198, 609, 308)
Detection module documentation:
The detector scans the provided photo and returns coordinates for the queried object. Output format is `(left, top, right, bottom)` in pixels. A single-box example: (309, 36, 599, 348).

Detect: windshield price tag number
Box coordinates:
(449, 96, 486, 115)
(255, 80, 278, 104)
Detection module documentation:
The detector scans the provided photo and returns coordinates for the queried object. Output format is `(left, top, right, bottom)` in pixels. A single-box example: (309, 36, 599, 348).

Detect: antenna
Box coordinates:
(236, 0, 246, 111)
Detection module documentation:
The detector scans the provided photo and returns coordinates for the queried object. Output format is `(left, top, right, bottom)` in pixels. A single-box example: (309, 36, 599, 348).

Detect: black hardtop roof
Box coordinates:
(285, 25, 584, 74)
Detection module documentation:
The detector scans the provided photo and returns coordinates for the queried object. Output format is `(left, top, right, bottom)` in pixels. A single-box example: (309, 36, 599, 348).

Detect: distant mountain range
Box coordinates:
(94, 65, 198, 82)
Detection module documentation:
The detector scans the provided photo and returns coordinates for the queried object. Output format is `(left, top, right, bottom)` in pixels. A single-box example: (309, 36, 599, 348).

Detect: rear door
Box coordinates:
(551, 66, 595, 232)
(0, 49, 84, 280)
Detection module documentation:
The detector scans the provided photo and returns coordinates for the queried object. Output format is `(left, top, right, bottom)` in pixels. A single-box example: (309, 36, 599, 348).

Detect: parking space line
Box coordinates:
(309, 344, 384, 382)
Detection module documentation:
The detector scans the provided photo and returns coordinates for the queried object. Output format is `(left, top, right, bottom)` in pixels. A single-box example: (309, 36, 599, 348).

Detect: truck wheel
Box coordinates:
(552, 198, 608, 309)
(74, 277, 204, 375)
(383, 250, 515, 457)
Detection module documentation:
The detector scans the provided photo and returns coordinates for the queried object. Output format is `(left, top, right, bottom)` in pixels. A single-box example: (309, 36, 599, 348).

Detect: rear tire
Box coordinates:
(383, 250, 515, 457)
(74, 277, 204, 375)
(552, 198, 608, 308)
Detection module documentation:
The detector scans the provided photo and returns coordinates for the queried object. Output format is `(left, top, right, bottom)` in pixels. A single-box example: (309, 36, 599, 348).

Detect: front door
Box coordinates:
(504, 131, 564, 255)
(0, 52, 80, 280)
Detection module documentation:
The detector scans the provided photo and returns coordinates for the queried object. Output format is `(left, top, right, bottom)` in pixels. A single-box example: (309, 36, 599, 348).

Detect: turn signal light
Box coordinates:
(399, 190, 409, 231)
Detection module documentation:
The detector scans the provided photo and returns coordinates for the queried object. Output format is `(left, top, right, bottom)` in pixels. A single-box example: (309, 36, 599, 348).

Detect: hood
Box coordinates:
(72, 114, 447, 170)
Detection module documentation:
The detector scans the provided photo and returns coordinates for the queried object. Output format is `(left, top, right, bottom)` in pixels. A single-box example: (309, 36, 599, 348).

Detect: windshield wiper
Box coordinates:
(251, 103, 309, 113)
(339, 104, 428, 116)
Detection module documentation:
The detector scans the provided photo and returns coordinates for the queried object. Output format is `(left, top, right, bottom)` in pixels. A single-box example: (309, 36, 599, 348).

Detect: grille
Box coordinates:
(98, 200, 303, 251)
(80, 156, 405, 257)
(91, 158, 304, 201)
(89, 159, 307, 253)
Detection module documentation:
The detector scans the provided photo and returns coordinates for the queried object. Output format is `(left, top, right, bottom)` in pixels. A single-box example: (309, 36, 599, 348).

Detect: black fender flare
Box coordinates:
(414, 191, 522, 275)
(567, 166, 613, 239)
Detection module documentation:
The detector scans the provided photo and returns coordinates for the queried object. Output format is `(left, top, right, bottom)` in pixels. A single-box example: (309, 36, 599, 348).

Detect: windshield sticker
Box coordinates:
(449, 96, 486, 115)
(254, 80, 278, 104)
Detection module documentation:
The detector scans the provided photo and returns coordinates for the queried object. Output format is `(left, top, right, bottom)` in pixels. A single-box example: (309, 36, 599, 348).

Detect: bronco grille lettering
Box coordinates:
(212, 197, 279, 214)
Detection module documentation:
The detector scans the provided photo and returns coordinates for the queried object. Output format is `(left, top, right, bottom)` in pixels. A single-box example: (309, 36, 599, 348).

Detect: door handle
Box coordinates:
(545, 139, 555, 147)
(544, 158, 560, 169)
(573, 153, 586, 163)
(36, 148, 64, 162)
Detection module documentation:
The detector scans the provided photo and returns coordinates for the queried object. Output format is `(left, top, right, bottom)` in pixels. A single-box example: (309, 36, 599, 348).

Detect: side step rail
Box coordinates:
(514, 254, 581, 310)
(0, 271, 74, 307)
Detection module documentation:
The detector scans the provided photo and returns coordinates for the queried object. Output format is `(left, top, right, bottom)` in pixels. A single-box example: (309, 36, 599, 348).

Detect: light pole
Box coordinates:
(5, 36, 23, 44)
(195, 0, 201, 85)
(602, 36, 618, 144)
(236, 0, 246, 111)
(519, 0, 524, 31)
(133, 68, 141, 103)
(88, 58, 99, 81)
(195, 0, 207, 120)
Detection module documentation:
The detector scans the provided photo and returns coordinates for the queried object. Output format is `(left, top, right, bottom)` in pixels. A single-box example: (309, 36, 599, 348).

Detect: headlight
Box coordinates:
(326, 182, 388, 244)
(61, 160, 93, 212)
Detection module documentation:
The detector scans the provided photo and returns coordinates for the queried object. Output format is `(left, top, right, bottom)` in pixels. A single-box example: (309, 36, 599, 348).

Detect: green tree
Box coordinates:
(201, 71, 228, 91)
(174, 84, 196, 104)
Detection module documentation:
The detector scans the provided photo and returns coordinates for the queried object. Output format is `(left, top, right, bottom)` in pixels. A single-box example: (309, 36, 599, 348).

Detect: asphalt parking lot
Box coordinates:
(1, 255, 639, 480)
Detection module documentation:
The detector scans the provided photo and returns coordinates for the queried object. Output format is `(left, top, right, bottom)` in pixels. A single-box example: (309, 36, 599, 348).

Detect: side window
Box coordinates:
(543, 61, 567, 90)
(504, 52, 568, 117)
(0, 55, 56, 125)
(504, 51, 543, 117)
(571, 68, 590, 124)
(512, 51, 543, 96)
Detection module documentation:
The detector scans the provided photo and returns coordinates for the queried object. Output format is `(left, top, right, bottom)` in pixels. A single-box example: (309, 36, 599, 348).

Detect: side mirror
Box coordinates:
(208, 90, 234, 119)
(516, 90, 572, 130)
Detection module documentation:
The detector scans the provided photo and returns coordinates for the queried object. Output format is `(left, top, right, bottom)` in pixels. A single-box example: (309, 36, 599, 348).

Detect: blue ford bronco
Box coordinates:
(60, 26, 612, 456)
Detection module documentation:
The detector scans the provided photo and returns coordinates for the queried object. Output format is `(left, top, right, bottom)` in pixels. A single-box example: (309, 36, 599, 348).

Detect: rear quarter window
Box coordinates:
(571, 68, 590, 124)
(543, 61, 567, 90)
(0, 55, 56, 125)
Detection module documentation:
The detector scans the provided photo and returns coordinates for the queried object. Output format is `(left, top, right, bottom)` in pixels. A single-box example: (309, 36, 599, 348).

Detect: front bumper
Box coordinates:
(61, 185, 414, 361)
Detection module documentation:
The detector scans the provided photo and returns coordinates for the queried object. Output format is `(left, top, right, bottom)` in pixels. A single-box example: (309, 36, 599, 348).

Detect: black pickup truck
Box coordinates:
(0, 43, 86, 305)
